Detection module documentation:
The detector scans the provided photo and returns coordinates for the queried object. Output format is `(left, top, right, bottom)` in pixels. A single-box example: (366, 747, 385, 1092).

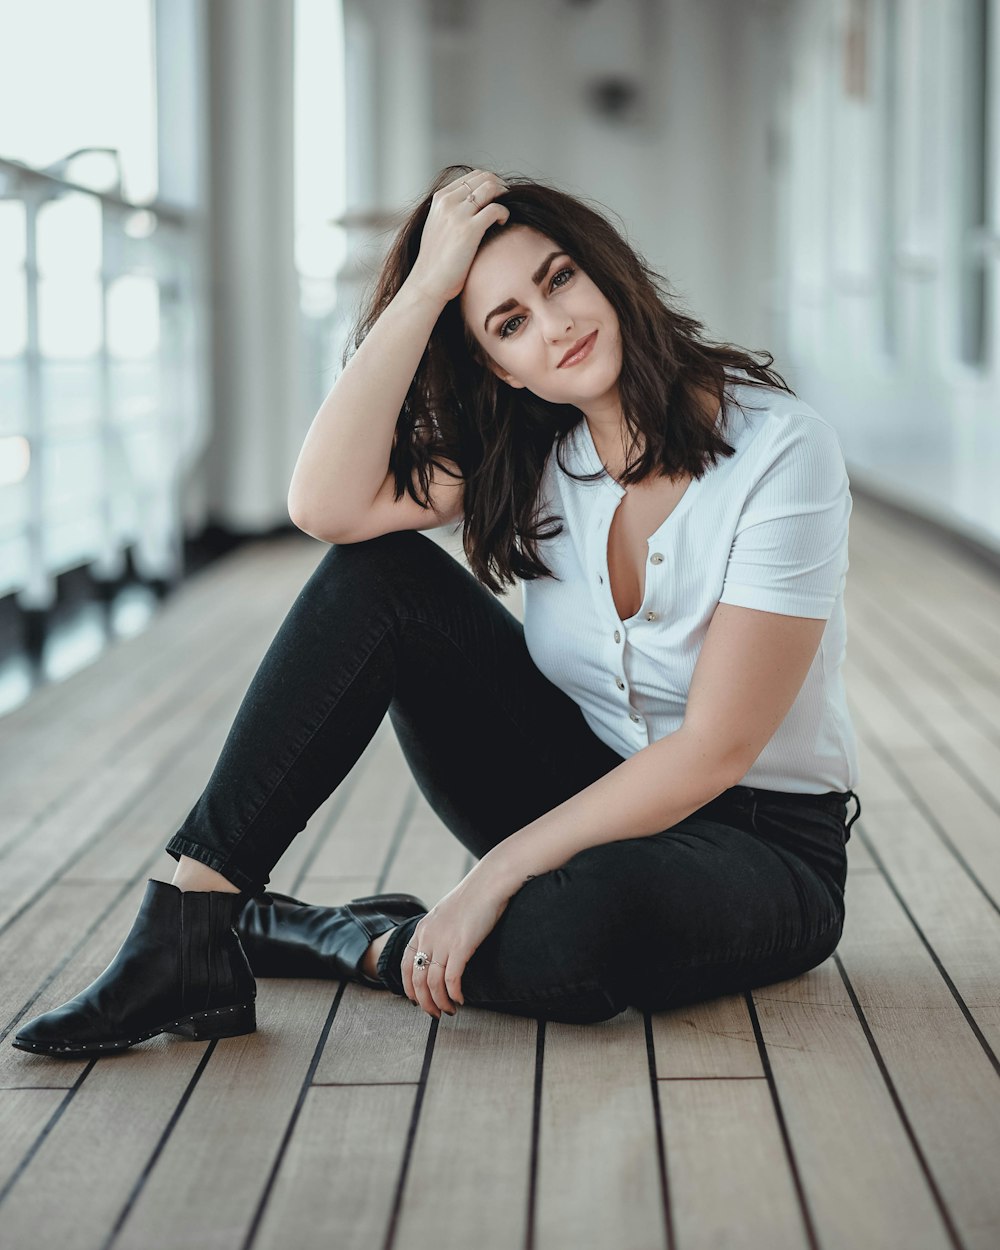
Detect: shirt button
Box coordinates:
(613, 630, 621, 643)
(644, 610, 657, 621)
(650, 553, 664, 565)
(629, 712, 641, 723)
(615, 678, 625, 690)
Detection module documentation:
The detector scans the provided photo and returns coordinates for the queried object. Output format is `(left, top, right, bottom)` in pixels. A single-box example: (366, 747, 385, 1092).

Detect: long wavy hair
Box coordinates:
(343, 164, 796, 594)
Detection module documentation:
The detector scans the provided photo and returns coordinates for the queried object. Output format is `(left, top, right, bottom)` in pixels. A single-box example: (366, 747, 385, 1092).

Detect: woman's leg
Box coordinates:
(13, 528, 623, 1056)
(162, 528, 849, 1024)
(376, 787, 852, 1023)
(164, 529, 625, 894)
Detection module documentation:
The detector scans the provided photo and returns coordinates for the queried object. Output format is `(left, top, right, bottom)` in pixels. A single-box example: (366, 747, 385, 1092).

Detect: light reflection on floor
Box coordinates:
(0, 582, 158, 718)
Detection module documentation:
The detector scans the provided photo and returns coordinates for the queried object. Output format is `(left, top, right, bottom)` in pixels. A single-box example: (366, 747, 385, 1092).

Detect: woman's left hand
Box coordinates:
(401, 861, 514, 1018)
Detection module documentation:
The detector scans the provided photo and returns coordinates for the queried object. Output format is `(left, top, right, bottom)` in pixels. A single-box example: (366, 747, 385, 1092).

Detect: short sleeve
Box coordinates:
(719, 415, 851, 620)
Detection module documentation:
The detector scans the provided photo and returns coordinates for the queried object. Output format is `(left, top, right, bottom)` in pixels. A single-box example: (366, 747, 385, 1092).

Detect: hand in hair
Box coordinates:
(408, 169, 511, 305)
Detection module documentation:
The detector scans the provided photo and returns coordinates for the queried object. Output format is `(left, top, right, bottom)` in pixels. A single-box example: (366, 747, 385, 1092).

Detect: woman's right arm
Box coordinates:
(287, 277, 449, 541)
(288, 169, 510, 544)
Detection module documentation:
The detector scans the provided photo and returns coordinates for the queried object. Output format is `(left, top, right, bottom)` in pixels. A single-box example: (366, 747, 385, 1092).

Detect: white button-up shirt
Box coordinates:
(521, 373, 860, 794)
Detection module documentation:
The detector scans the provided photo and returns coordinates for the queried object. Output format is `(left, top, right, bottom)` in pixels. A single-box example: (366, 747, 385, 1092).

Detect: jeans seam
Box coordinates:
(205, 619, 397, 872)
(671, 912, 844, 971)
(461, 981, 620, 1024)
(467, 977, 611, 1007)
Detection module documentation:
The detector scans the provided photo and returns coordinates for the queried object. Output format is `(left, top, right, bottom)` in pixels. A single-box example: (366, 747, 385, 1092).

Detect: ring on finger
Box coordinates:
(461, 175, 506, 206)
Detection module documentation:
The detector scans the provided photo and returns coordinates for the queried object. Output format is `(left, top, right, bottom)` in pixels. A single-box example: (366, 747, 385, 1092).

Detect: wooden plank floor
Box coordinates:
(1, 495, 998, 1250)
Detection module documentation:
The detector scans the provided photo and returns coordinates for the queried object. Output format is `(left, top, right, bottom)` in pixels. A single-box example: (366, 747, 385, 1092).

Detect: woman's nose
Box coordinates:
(541, 311, 574, 341)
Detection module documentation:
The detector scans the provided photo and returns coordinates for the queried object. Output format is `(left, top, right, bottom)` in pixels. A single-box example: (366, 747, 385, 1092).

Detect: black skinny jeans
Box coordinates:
(165, 530, 862, 1025)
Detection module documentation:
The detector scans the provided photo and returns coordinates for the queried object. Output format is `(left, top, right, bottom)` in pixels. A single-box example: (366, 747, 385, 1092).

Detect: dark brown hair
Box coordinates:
(343, 164, 795, 594)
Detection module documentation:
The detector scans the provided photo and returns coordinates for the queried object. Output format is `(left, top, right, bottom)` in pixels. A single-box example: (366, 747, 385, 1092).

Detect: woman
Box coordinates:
(14, 166, 861, 1056)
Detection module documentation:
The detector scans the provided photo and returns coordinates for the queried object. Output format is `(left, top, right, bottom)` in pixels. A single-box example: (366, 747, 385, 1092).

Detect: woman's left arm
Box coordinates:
(484, 411, 849, 892)
(404, 602, 827, 1018)
(484, 602, 827, 887)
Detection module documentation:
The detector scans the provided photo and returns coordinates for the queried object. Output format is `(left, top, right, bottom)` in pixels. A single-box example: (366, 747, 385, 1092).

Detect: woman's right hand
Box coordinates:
(407, 170, 511, 305)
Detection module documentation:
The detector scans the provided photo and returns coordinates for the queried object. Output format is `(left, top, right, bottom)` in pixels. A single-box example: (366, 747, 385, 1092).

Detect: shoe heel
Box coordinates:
(164, 1000, 256, 1041)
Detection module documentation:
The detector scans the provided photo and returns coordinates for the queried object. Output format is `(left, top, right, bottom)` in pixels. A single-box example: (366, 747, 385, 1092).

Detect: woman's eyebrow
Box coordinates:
(483, 251, 567, 332)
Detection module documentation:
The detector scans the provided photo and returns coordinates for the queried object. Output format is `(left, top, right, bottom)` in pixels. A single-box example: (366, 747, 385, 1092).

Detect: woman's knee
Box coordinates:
(460, 855, 641, 1020)
(315, 528, 424, 584)
(297, 530, 434, 623)
(314, 529, 467, 616)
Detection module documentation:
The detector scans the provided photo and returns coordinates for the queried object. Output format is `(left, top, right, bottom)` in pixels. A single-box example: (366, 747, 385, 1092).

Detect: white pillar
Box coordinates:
(330, 0, 435, 380)
(203, 0, 301, 531)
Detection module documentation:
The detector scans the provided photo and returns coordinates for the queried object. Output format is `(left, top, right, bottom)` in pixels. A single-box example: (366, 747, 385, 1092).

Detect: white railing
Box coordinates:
(0, 155, 207, 610)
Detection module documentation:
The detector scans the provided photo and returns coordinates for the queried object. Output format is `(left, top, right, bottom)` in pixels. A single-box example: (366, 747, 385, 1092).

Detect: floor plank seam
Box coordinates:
(849, 703, 1000, 919)
(525, 1017, 544, 1250)
(100, 1039, 219, 1250)
(381, 1013, 440, 1250)
(850, 822, 1000, 1075)
(241, 981, 347, 1250)
(643, 1009, 672, 1250)
(654, 1074, 767, 1081)
(851, 571, 1000, 687)
(0, 1058, 96, 1209)
(848, 621, 999, 749)
(310, 1080, 422, 1087)
(849, 632, 1000, 828)
(849, 586, 1000, 741)
(0, 582, 284, 860)
(371, 783, 420, 898)
(281, 748, 370, 896)
(831, 951, 966, 1250)
(746, 990, 820, 1250)
(0, 677, 270, 942)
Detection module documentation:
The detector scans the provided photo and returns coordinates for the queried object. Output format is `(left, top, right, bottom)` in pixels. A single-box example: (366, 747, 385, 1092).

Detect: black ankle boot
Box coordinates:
(12, 880, 257, 1058)
(236, 891, 427, 988)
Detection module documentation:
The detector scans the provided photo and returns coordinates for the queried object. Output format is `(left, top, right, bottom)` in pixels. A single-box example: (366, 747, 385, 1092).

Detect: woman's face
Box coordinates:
(459, 226, 623, 416)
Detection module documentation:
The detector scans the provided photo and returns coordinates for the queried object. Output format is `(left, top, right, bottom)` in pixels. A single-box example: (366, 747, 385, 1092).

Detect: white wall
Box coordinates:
(773, 0, 1000, 553)
(202, 0, 302, 533)
(427, 0, 777, 352)
(193, 0, 998, 557)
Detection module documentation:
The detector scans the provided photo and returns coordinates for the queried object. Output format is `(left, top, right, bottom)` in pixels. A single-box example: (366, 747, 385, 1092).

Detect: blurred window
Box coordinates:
(879, 0, 899, 359)
(0, 0, 204, 707)
(958, 0, 989, 367)
(294, 0, 347, 412)
(0, 0, 157, 202)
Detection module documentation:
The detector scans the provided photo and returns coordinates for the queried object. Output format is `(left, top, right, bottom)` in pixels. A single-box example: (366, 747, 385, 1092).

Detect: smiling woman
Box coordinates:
(340, 167, 799, 598)
(13, 165, 861, 1057)
(459, 234, 623, 420)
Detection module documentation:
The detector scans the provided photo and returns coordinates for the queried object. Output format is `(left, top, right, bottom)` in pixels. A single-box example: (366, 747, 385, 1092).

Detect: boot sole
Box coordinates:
(263, 891, 427, 912)
(11, 999, 256, 1059)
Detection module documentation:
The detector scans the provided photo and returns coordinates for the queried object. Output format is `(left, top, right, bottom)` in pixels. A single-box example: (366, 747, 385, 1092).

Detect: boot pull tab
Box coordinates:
(845, 790, 862, 838)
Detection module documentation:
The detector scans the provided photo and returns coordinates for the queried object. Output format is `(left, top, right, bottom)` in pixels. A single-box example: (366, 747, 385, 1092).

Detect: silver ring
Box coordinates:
(411, 948, 444, 971)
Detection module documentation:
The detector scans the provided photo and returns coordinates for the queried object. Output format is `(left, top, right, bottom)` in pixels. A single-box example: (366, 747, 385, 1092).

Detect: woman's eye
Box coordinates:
(498, 266, 576, 339)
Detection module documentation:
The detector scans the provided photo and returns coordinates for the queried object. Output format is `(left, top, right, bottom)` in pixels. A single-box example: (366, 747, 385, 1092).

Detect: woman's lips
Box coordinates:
(558, 330, 598, 368)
